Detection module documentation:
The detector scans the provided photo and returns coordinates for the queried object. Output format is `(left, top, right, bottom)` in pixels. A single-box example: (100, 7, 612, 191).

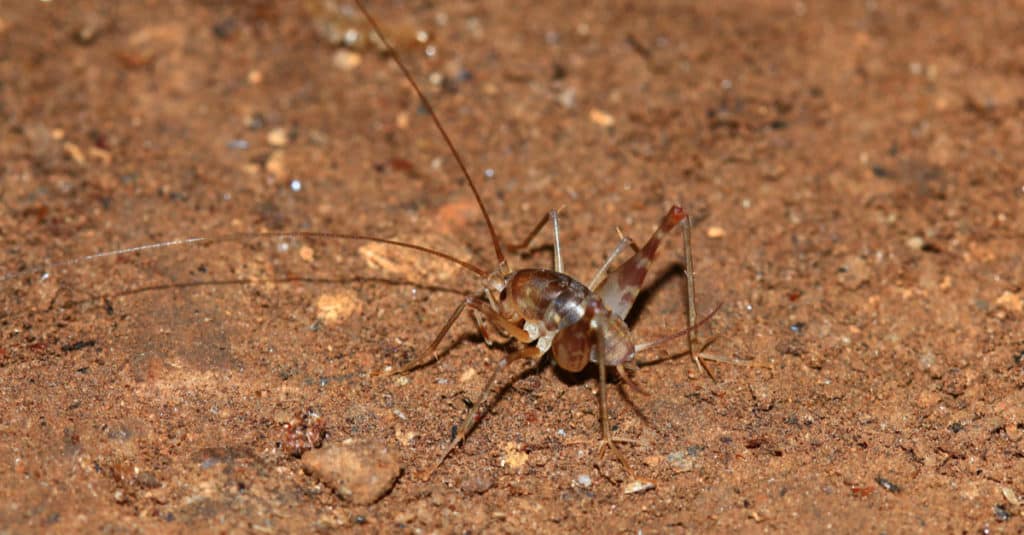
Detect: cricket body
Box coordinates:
(352, 0, 717, 479)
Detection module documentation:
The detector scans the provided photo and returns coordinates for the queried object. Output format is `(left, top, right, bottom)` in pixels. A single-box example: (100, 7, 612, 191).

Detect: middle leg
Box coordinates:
(588, 234, 635, 290)
(505, 209, 565, 273)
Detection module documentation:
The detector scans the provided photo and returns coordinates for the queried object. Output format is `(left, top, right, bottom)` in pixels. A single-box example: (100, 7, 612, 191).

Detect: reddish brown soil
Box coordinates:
(2, 1, 1023, 532)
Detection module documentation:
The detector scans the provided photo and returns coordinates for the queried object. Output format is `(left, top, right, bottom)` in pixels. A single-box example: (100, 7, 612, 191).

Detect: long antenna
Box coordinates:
(353, 0, 506, 266)
(2, 231, 488, 283)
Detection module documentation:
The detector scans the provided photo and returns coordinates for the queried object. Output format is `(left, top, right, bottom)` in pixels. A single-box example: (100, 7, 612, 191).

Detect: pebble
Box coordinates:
(1002, 486, 1020, 507)
(643, 455, 662, 467)
(89, 146, 112, 165)
(575, 474, 592, 488)
(135, 471, 161, 489)
(395, 111, 409, 129)
(666, 450, 696, 472)
(875, 476, 900, 493)
(63, 142, 85, 165)
(267, 127, 289, 147)
(995, 291, 1023, 313)
(315, 290, 364, 324)
(459, 473, 495, 494)
(265, 149, 286, 177)
(301, 442, 402, 505)
(501, 442, 528, 470)
(589, 108, 615, 127)
(75, 12, 108, 44)
(458, 367, 477, 383)
(623, 479, 656, 494)
(906, 236, 925, 250)
(558, 88, 576, 109)
(333, 49, 363, 71)
(837, 255, 870, 290)
(706, 226, 725, 239)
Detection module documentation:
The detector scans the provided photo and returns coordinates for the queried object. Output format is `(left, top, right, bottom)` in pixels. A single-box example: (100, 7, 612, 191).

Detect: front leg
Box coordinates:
(394, 296, 529, 374)
(471, 310, 509, 347)
(426, 345, 544, 478)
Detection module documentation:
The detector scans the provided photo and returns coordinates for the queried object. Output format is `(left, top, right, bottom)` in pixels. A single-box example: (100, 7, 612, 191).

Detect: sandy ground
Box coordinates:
(1, 0, 1023, 532)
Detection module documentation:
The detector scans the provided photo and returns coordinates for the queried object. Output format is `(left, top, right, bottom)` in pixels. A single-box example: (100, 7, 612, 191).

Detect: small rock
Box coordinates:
(281, 407, 327, 457)
(643, 455, 662, 467)
(837, 255, 870, 290)
(906, 236, 925, 251)
(333, 49, 363, 71)
(265, 149, 286, 177)
(395, 111, 409, 129)
(88, 146, 112, 166)
(299, 245, 315, 262)
(316, 291, 364, 324)
(666, 451, 696, 472)
(589, 108, 615, 127)
(1002, 486, 1020, 507)
(394, 427, 417, 447)
(995, 291, 1023, 313)
(557, 88, 576, 109)
(301, 442, 402, 505)
(458, 367, 477, 383)
(875, 476, 900, 493)
(267, 127, 289, 147)
(575, 474, 592, 488)
(623, 479, 655, 494)
(459, 473, 494, 494)
(63, 142, 86, 165)
(75, 12, 108, 45)
(501, 442, 528, 470)
(135, 471, 161, 489)
(706, 226, 725, 239)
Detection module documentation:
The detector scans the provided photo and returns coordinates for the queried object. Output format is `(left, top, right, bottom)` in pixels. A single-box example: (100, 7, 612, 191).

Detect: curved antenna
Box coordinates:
(353, 0, 506, 266)
(2, 231, 488, 283)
